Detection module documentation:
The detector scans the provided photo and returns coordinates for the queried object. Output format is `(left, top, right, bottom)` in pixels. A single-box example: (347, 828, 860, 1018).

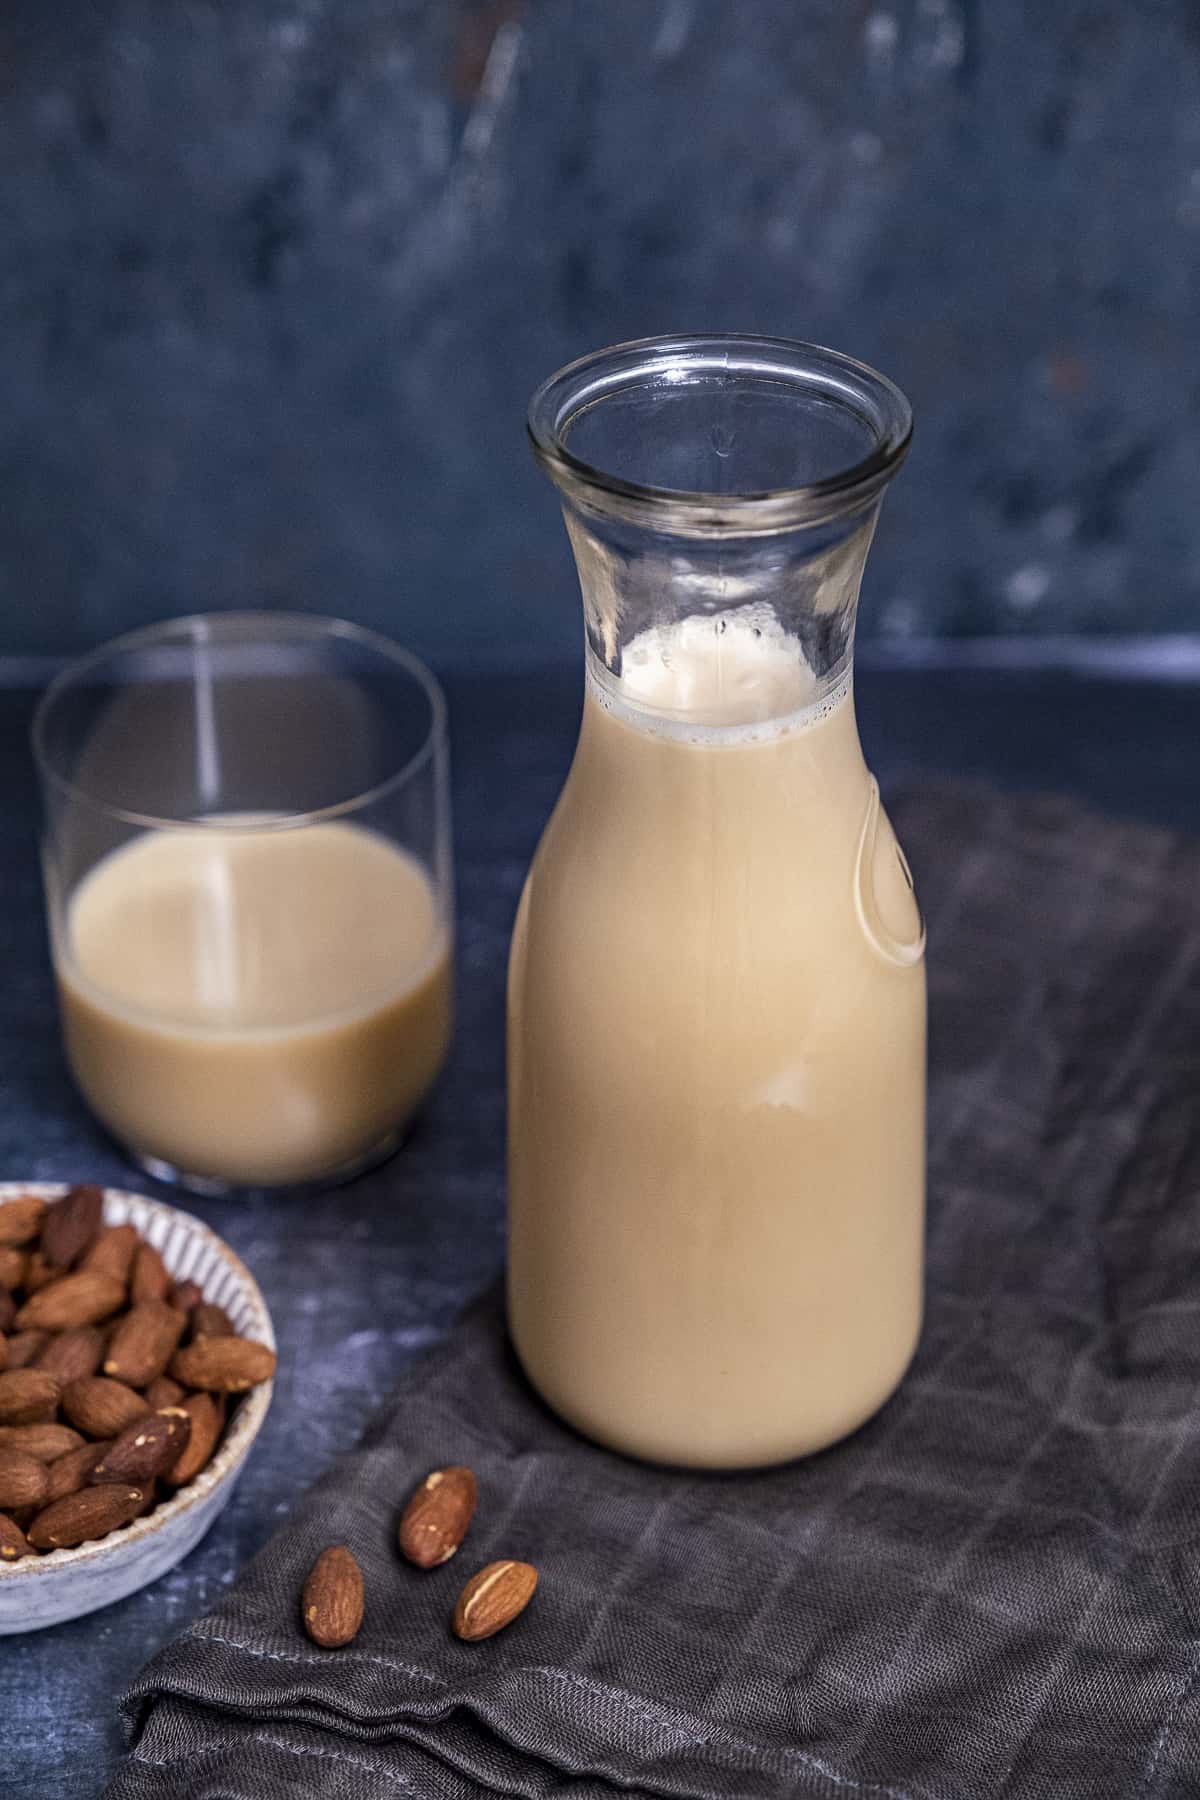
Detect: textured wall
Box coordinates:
(1, 0, 1197, 658)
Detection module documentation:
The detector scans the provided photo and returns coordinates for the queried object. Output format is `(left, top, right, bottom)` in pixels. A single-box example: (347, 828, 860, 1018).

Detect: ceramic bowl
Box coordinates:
(0, 1182, 274, 1634)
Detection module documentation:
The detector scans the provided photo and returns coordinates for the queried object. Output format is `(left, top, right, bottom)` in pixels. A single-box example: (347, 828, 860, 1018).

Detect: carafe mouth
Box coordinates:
(528, 333, 912, 539)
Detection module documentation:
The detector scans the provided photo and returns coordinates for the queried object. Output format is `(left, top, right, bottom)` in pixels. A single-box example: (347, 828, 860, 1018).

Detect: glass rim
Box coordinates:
(32, 610, 448, 835)
(527, 332, 913, 536)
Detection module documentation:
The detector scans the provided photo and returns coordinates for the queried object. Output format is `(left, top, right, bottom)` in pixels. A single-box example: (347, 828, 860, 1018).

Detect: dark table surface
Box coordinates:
(3, 647, 1200, 1798)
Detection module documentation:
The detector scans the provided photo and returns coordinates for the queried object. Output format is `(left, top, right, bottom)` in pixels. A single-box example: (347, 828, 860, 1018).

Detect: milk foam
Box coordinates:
(588, 607, 847, 742)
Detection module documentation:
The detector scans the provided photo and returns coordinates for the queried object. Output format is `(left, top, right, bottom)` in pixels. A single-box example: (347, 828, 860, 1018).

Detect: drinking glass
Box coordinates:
(34, 612, 453, 1193)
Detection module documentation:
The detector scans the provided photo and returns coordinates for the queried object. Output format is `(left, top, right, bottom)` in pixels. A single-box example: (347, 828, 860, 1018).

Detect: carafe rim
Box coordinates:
(527, 332, 912, 539)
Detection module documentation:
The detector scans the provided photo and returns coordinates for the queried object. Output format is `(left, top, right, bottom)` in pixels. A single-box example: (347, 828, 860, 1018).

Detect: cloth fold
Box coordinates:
(106, 782, 1200, 1800)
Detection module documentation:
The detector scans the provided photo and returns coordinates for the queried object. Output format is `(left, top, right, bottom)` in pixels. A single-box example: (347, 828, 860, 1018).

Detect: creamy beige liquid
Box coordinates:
(57, 822, 452, 1187)
(508, 614, 926, 1468)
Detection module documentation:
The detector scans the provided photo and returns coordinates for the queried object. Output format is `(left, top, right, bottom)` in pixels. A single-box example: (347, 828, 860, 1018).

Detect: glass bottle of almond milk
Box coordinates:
(510, 336, 925, 1469)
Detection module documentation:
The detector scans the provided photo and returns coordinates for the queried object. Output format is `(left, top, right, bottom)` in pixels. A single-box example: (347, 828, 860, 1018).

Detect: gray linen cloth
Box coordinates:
(106, 782, 1200, 1799)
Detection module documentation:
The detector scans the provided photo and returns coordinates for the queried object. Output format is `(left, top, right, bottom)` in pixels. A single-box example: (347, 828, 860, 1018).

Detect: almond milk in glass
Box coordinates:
(35, 614, 452, 1193)
(509, 336, 925, 1468)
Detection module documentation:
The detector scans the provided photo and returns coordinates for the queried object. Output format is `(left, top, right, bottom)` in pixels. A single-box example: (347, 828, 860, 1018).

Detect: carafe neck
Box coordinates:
(528, 335, 911, 732)
(567, 503, 878, 730)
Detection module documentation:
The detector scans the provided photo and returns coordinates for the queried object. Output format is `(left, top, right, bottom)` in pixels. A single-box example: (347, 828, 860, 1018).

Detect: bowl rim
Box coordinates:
(0, 1181, 274, 1585)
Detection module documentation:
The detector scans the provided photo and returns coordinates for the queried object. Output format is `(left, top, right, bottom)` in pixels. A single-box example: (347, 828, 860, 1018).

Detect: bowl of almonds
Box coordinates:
(0, 1181, 275, 1633)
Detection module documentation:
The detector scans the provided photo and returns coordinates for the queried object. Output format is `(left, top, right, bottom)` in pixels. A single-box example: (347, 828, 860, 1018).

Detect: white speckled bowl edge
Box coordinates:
(0, 1182, 274, 1634)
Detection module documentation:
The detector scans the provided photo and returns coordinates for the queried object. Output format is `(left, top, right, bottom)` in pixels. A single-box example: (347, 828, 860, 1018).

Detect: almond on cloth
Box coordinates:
(103, 1300, 185, 1387)
(164, 1392, 225, 1488)
(398, 1466, 478, 1569)
(0, 1448, 50, 1512)
(452, 1560, 539, 1642)
(90, 1408, 191, 1484)
(15, 1271, 126, 1332)
(302, 1546, 364, 1648)
(61, 1375, 150, 1439)
(0, 1368, 59, 1426)
(40, 1185, 103, 1268)
(28, 1483, 151, 1551)
(170, 1336, 276, 1393)
(0, 1195, 46, 1248)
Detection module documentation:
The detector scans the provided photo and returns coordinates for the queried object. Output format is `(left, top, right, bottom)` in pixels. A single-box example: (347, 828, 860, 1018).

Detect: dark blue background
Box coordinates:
(2, 0, 1198, 659)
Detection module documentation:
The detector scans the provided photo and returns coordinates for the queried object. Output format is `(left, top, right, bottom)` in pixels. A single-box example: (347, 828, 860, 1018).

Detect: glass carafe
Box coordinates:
(509, 335, 925, 1469)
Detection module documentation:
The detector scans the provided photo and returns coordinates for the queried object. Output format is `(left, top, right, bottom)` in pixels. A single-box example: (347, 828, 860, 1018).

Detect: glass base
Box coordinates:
(131, 1126, 405, 1201)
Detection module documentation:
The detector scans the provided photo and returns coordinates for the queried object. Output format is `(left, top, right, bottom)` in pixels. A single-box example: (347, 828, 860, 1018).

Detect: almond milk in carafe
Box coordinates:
(509, 337, 925, 1468)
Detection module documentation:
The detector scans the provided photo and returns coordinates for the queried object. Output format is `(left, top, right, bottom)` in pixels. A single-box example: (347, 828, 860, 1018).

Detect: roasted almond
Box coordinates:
(81, 1224, 139, 1285)
(399, 1465, 478, 1569)
(0, 1369, 60, 1427)
(41, 1186, 103, 1268)
(0, 1423, 84, 1462)
(0, 1197, 273, 1552)
(0, 1510, 32, 1560)
(28, 1482, 151, 1550)
(23, 1252, 61, 1295)
(164, 1391, 224, 1488)
(452, 1560, 538, 1642)
(0, 1449, 49, 1512)
(44, 1440, 109, 1504)
(90, 1407, 191, 1484)
(61, 1375, 150, 1440)
(170, 1335, 276, 1393)
(0, 1247, 27, 1291)
(302, 1545, 364, 1648)
(4, 1330, 48, 1370)
(103, 1300, 184, 1387)
(0, 1195, 45, 1247)
(130, 1243, 171, 1304)
(191, 1302, 234, 1340)
(15, 1271, 126, 1332)
(144, 1375, 186, 1410)
(35, 1325, 106, 1386)
(0, 1192, 270, 1551)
